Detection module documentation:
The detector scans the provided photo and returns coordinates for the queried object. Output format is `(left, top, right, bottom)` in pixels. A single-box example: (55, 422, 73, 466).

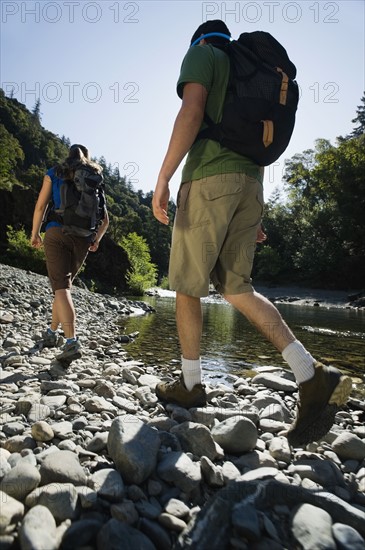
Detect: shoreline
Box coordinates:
(255, 284, 364, 309)
(147, 284, 365, 310)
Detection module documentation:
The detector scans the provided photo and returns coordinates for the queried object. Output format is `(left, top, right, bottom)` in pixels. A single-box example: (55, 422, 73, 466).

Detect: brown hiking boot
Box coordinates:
(286, 362, 352, 447)
(155, 375, 207, 408)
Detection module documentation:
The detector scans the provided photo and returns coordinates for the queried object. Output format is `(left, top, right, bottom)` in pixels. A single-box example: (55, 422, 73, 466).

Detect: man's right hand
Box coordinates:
(152, 179, 170, 225)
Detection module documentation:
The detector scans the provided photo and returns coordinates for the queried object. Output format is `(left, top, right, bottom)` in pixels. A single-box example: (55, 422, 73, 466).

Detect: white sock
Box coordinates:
(282, 340, 316, 384)
(182, 357, 202, 391)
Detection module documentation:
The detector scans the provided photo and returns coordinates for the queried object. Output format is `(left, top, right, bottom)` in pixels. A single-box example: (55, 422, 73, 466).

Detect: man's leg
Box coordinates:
(176, 292, 203, 390)
(176, 292, 202, 359)
(155, 292, 206, 407)
(224, 290, 352, 446)
(224, 290, 295, 352)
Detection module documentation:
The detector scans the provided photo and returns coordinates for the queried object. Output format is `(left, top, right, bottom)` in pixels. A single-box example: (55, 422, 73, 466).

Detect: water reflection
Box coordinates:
(119, 296, 365, 385)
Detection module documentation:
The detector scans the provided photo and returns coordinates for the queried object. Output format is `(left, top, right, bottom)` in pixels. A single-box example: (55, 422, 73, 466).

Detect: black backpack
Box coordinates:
(47, 164, 105, 238)
(194, 31, 299, 166)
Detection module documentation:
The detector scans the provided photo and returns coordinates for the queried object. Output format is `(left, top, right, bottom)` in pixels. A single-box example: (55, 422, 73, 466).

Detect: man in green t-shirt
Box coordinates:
(152, 20, 351, 447)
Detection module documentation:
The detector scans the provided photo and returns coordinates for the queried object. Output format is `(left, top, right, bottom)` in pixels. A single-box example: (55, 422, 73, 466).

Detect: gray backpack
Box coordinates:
(55, 165, 105, 238)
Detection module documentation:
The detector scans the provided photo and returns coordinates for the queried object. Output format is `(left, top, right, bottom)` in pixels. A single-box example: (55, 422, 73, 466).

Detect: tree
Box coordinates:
(282, 133, 365, 287)
(121, 232, 157, 295)
(350, 93, 365, 138)
(0, 124, 24, 190)
(32, 98, 42, 123)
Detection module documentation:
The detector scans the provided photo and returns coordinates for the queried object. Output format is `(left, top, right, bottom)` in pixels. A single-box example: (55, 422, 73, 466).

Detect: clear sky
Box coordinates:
(1, 0, 364, 201)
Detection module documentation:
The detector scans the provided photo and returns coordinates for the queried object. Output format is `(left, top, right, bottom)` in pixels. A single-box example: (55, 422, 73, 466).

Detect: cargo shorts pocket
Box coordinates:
(200, 179, 243, 201)
(176, 181, 192, 211)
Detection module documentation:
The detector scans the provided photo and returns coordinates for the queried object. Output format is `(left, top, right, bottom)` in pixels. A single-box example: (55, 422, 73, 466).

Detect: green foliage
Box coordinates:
(3, 226, 47, 274)
(278, 132, 365, 287)
(349, 92, 365, 138)
(255, 246, 282, 282)
(159, 275, 170, 290)
(121, 232, 157, 295)
(0, 124, 24, 190)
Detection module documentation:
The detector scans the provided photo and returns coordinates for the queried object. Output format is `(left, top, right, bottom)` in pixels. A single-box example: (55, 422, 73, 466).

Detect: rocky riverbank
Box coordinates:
(1, 264, 365, 550)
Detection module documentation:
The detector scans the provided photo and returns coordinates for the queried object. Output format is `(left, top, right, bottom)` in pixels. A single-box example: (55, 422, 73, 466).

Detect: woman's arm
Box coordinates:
(89, 209, 109, 252)
(30, 175, 52, 248)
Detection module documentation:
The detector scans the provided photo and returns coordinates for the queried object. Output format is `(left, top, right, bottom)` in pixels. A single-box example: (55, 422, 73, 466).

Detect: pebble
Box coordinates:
(1, 263, 364, 549)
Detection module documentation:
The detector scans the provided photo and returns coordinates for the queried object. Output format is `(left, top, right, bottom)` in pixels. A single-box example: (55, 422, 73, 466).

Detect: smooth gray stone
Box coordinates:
(25, 483, 78, 522)
(139, 518, 172, 550)
(157, 451, 201, 493)
(200, 456, 224, 488)
(0, 462, 41, 501)
(91, 468, 125, 502)
(332, 522, 365, 550)
(251, 373, 297, 392)
(288, 458, 345, 487)
(110, 501, 139, 525)
(292, 503, 336, 549)
(107, 417, 160, 484)
(19, 505, 57, 550)
(332, 432, 365, 461)
(0, 490, 24, 531)
(0, 455, 11, 479)
(164, 498, 190, 519)
(3, 435, 36, 454)
(86, 431, 108, 453)
(57, 518, 103, 550)
(171, 422, 219, 460)
(211, 416, 257, 454)
(97, 518, 156, 550)
(39, 450, 87, 486)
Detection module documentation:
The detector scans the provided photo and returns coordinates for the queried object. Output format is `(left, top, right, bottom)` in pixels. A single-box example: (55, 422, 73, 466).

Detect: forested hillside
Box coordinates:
(0, 89, 173, 293)
(255, 94, 365, 289)
(0, 89, 364, 291)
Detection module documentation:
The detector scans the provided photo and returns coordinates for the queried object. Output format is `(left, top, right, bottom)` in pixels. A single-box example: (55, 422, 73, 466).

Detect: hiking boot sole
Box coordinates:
(287, 374, 352, 447)
(328, 374, 352, 406)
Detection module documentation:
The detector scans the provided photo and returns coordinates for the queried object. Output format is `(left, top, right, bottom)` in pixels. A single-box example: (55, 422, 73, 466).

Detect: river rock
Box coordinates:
(107, 417, 160, 484)
(200, 456, 224, 487)
(25, 483, 79, 522)
(211, 416, 257, 454)
(157, 451, 201, 493)
(0, 462, 41, 501)
(19, 505, 58, 550)
(31, 420, 54, 442)
(268, 436, 291, 463)
(291, 503, 336, 549)
(332, 432, 365, 460)
(170, 422, 219, 460)
(39, 450, 88, 485)
(97, 518, 156, 550)
(3, 435, 36, 453)
(252, 373, 297, 392)
(91, 468, 125, 502)
(332, 522, 365, 550)
(0, 490, 24, 532)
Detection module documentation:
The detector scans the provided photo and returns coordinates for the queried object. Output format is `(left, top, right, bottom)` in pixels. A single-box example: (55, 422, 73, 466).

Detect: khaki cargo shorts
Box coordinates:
(169, 173, 264, 297)
(43, 227, 90, 292)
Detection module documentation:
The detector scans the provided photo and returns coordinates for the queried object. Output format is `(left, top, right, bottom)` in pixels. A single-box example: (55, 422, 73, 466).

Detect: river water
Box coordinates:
(119, 293, 365, 394)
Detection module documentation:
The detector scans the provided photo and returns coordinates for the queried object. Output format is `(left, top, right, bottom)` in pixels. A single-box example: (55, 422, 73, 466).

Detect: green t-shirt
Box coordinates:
(177, 44, 263, 184)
